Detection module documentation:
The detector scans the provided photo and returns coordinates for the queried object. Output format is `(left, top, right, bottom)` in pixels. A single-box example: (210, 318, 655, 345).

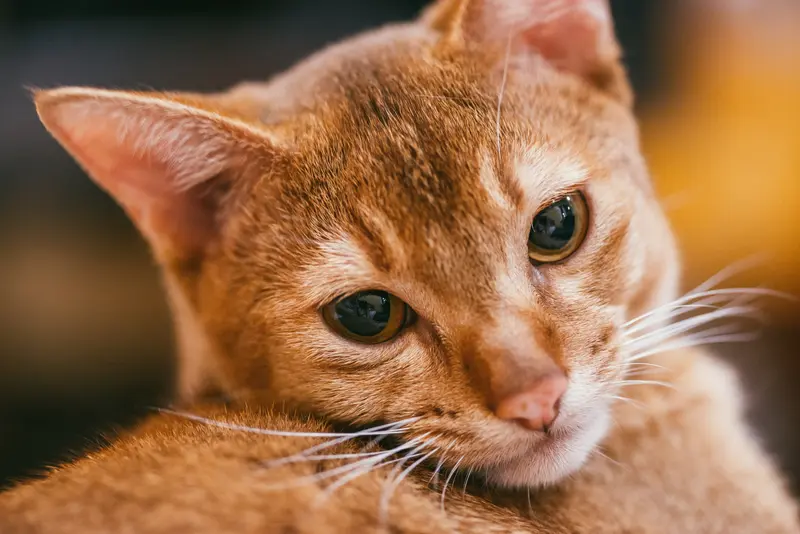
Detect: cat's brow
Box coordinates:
(299, 236, 379, 306)
(513, 146, 589, 211)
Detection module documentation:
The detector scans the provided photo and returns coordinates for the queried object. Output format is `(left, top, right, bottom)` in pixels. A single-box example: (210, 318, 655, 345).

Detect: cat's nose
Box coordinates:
(494, 372, 568, 432)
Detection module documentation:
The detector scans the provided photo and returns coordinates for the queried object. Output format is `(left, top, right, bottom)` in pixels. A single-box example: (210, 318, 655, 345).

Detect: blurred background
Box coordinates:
(1, 0, 798, 493)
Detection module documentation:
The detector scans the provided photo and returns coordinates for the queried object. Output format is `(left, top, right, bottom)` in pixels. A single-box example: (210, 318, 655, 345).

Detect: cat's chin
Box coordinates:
(483, 409, 611, 489)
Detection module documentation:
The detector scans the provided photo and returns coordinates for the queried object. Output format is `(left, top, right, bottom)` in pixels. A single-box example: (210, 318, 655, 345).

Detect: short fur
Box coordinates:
(3, 0, 798, 531)
(1, 350, 797, 533)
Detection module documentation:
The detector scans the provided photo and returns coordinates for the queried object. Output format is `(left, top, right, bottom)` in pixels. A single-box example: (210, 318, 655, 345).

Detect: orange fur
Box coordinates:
(4, 0, 798, 531)
(1, 350, 797, 533)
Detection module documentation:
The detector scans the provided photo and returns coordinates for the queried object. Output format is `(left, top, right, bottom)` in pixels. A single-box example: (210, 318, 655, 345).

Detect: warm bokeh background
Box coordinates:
(1, 0, 798, 493)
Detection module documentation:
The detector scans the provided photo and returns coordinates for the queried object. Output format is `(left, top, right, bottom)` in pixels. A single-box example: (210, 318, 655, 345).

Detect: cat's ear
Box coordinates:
(422, 0, 631, 103)
(34, 87, 280, 264)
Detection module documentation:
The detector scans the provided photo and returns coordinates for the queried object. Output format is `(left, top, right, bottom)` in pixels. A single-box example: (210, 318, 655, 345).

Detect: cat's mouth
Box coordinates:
(374, 402, 612, 491)
(482, 409, 611, 488)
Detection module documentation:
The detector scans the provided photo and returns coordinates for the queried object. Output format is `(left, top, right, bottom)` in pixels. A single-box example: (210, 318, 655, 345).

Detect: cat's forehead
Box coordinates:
(248, 25, 637, 295)
(275, 91, 594, 302)
(288, 92, 506, 293)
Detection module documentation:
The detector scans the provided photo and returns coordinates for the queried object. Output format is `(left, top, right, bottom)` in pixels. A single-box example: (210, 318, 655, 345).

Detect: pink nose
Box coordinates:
(494, 372, 568, 432)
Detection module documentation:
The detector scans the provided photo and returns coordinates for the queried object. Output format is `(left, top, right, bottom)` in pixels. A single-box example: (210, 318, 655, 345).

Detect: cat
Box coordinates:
(2, 351, 798, 533)
(1, 0, 798, 532)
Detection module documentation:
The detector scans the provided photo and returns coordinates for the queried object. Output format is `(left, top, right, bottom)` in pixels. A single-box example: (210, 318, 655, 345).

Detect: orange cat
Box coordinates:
(2, 0, 797, 532)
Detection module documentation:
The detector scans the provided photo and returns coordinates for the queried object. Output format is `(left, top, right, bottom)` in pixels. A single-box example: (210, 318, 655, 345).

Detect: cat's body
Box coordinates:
(2, 349, 797, 533)
(3, 0, 799, 531)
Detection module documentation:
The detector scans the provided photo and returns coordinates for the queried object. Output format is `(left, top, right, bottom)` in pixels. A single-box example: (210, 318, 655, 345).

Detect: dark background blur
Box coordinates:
(1, 0, 798, 494)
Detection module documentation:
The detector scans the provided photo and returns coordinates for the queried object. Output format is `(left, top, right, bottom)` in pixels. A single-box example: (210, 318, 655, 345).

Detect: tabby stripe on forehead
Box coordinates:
(352, 214, 392, 273)
(352, 209, 408, 274)
(479, 156, 522, 211)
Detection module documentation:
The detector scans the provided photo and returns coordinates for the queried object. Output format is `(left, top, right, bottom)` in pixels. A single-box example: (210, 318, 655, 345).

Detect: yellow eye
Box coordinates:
(322, 291, 410, 344)
(528, 192, 589, 264)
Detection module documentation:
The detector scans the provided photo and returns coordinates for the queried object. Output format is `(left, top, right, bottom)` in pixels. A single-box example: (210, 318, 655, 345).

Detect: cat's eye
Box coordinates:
(322, 290, 411, 344)
(528, 192, 589, 264)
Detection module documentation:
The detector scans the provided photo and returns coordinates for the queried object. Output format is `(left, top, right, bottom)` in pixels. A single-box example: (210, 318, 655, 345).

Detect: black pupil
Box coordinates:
(333, 291, 392, 337)
(529, 197, 577, 251)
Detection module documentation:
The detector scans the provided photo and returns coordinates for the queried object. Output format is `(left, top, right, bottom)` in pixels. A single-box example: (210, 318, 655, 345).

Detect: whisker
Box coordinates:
(461, 466, 475, 496)
(441, 456, 465, 512)
(623, 304, 722, 334)
(692, 286, 762, 309)
(627, 331, 761, 363)
(623, 287, 794, 333)
(265, 450, 387, 467)
(312, 452, 425, 508)
(428, 438, 457, 489)
(158, 409, 417, 439)
(608, 361, 667, 372)
(593, 449, 628, 472)
(527, 488, 533, 516)
(429, 456, 447, 489)
(686, 254, 769, 297)
(677, 287, 795, 302)
(627, 302, 761, 341)
(625, 368, 665, 378)
(623, 305, 762, 351)
(616, 379, 676, 390)
(262, 435, 429, 491)
(263, 418, 418, 467)
(672, 321, 755, 342)
(381, 443, 427, 505)
(602, 394, 645, 410)
(379, 448, 438, 525)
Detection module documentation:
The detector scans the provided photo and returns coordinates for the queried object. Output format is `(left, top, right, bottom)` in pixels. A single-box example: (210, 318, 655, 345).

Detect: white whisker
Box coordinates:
(625, 368, 665, 378)
(686, 254, 769, 297)
(593, 448, 626, 470)
(623, 287, 794, 334)
(313, 452, 425, 508)
(265, 450, 387, 467)
(380, 442, 429, 512)
(623, 304, 721, 334)
(263, 435, 428, 492)
(441, 456, 464, 512)
(627, 331, 761, 363)
(608, 361, 666, 372)
(379, 448, 438, 525)
(623, 305, 762, 351)
(429, 456, 447, 488)
(602, 394, 645, 409)
(158, 409, 417, 439)
(617, 379, 676, 391)
(264, 418, 419, 467)
(678, 287, 795, 302)
(462, 466, 475, 496)
(527, 488, 533, 515)
(428, 439, 457, 488)
(692, 287, 761, 309)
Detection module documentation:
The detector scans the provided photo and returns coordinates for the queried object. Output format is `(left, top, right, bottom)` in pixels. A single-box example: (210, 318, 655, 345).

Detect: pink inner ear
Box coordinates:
(469, 0, 616, 78)
(41, 96, 229, 260)
(521, 6, 611, 76)
(96, 153, 219, 260)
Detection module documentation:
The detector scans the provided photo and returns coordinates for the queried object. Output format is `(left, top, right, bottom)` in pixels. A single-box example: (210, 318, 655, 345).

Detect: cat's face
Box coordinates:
(35, 0, 679, 488)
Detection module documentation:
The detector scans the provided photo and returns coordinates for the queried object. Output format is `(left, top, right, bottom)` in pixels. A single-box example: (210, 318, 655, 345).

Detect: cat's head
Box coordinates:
(35, 0, 679, 488)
